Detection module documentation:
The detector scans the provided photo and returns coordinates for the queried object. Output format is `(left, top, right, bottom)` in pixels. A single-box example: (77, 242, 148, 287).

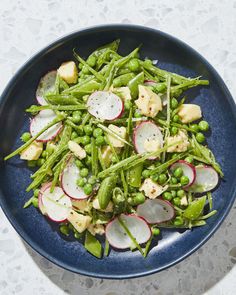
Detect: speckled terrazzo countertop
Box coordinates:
(1, 1, 236, 294)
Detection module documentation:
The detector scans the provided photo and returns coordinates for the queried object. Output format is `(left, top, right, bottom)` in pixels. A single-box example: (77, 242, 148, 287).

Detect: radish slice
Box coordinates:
(170, 160, 196, 188)
(105, 214, 151, 249)
(137, 199, 175, 224)
(30, 109, 62, 142)
(87, 91, 123, 120)
(187, 166, 219, 193)
(133, 121, 163, 159)
(144, 80, 157, 87)
(61, 157, 89, 200)
(36, 70, 57, 105)
(40, 184, 72, 222)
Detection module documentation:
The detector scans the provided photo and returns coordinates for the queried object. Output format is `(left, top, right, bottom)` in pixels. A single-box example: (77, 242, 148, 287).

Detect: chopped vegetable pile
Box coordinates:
(5, 39, 223, 258)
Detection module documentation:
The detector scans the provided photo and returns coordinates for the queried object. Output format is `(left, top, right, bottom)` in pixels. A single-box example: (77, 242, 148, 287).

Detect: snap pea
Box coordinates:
(112, 187, 126, 214)
(91, 138, 99, 176)
(97, 175, 117, 209)
(45, 94, 79, 105)
(127, 163, 143, 188)
(113, 73, 135, 87)
(128, 72, 144, 98)
(84, 231, 102, 258)
(183, 195, 206, 220)
(26, 104, 86, 114)
(70, 80, 100, 97)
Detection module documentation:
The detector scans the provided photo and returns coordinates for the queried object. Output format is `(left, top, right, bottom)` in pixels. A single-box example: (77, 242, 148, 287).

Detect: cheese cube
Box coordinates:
(57, 61, 78, 84)
(20, 141, 43, 160)
(92, 198, 113, 213)
(67, 210, 91, 233)
(178, 104, 202, 123)
(116, 86, 132, 101)
(68, 141, 86, 159)
(167, 130, 190, 153)
(107, 124, 127, 148)
(139, 178, 165, 199)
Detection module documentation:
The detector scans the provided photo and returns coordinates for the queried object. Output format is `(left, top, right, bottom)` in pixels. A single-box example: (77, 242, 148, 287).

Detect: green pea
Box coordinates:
(111, 155, 118, 163)
(196, 132, 205, 143)
(144, 59, 153, 66)
(173, 216, 184, 226)
(46, 143, 55, 155)
(180, 175, 189, 186)
(85, 144, 92, 154)
(171, 98, 178, 109)
(124, 100, 132, 110)
(77, 178, 86, 187)
(152, 227, 160, 236)
(174, 167, 183, 178)
(142, 169, 150, 178)
(163, 192, 173, 201)
(177, 189, 185, 198)
(21, 132, 31, 142)
(59, 224, 70, 236)
(190, 124, 199, 133)
(170, 177, 178, 184)
(37, 158, 45, 167)
(87, 55, 97, 67)
(198, 120, 209, 132)
(84, 183, 93, 195)
(75, 159, 83, 168)
(41, 151, 47, 158)
(95, 135, 105, 146)
(33, 189, 40, 197)
(171, 190, 177, 198)
(32, 197, 39, 208)
(81, 135, 91, 145)
(127, 197, 135, 206)
(88, 175, 97, 185)
(173, 197, 181, 206)
(27, 160, 37, 168)
(133, 192, 145, 205)
(80, 167, 89, 177)
(84, 125, 93, 135)
(78, 63, 83, 70)
(158, 174, 167, 184)
(185, 156, 193, 164)
(93, 128, 103, 138)
(173, 115, 180, 123)
(128, 58, 140, 72)
(134, 111, 142, 118)
(85, 156, 92, 166)
(171, 126, 178, 135)
(82, 66, 90, 74)
(151, 174, 159, 182)
(71, 131, 78, 140)
(74, 231, 82, 239)
(72, 111, 81, 124)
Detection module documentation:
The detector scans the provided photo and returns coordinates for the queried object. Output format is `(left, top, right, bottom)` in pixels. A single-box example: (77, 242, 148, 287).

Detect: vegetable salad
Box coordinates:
(5, 40, 223, 258)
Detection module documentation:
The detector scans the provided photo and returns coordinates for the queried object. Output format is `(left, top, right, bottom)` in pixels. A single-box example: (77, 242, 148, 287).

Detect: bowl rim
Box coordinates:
(0, 24, 236, 279)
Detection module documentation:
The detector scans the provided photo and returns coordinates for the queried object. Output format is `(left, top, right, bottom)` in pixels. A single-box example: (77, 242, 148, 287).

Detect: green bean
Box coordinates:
(70, 80, 100, 97)
(97, 175, 117, 209)
(127, 163, 143, 188)
(104, 238, 110, 256)
(50, 152, 70, 192)
(84, 231, 102, 258)
(143, 235, 153, 258)
(128, 72, 144, 98)
(23, 196, 35, 208)
(59, 76, 69, 91)
(91, 138, 98, 176)
(116, 68, 132, 76)
(113, 73, 135, 87)
(103, 58, 117, 90)
(26, 104, 86, 114)
(4, 114, 65, 161)
(98, 147, 106, 170)
(54, 73, 60, 94)
(171, 79, 209, 97)
(45, 94, 79, 105)
(115, 47, 140, 69)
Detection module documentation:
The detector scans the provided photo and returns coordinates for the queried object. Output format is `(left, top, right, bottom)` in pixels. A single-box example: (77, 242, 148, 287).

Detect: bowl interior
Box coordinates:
(1, 25, 236, 279)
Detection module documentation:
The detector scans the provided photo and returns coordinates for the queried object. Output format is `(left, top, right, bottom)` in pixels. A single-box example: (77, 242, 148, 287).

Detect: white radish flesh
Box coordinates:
(105, 214, 151, 249)
(187, 166, 219, 193)
(36, 71, 57, 105)
(30, 109, 62, 142)
(137, 199, 175, 224)
(40, 184, 72, 222)
(87, 91, 123, 120)
(170, 160, 196, 187)
(133, 121, 163, 159)
(61, 157, 89, 200)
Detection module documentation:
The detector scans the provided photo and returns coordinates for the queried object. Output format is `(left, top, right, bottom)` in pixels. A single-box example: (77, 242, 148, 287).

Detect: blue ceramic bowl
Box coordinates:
(0, 25, 236, 279)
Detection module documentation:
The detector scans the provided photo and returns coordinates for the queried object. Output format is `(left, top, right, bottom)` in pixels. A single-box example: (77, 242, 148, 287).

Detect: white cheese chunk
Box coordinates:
(88, 224, 105, 236)
(57, 61, 78, 84)
(92, 198, 113, 213)
(67, 210, 91, 233)
(20, 141, 43, 160)
(139, 178, 166, 199)
(167, 130, 190, 153)
(107, 124, 127, 148)
(71, 199, 90, 213)
(144, 138, 161, 153)
(178, 104, 202, 123)
(135, 85, 162, 118)
(116, 86, 132, 101)
(68, 141, 86, 159)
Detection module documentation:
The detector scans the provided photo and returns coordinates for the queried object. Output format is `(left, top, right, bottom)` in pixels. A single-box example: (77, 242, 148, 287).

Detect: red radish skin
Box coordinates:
(61, 156, 89, 200)
(86, 91, 124, 121)
(105, 214, 151, 250)
(187, 165, 219, 193)
(170, 160, 196, 188)
(137, 199, 175, 224)
(144, 80, 157, 87)
(40, 184, 72, 223)
(133, 121, 163, 159)
(30, 109, 63, 142)
(36, 70, 57, 105)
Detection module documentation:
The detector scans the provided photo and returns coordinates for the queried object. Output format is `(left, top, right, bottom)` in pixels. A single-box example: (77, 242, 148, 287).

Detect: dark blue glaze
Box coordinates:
(0, 25, 236, 279)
